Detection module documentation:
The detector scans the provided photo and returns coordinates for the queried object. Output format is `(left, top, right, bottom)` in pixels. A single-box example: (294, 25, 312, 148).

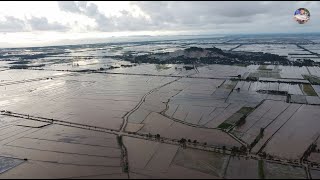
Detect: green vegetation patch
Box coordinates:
(116, 135, 123, 146)
(223, 113, 244, 125)
(250, 128, 264, 149)
(218, 123, 233, 130)
(302, 84, 318, 96)
(155, 64, 171, 71)
(302, 74, 320, 85)
(218, 107, 254, 129)
(258, 160, 265, 179)
(237, 107, 255, 115)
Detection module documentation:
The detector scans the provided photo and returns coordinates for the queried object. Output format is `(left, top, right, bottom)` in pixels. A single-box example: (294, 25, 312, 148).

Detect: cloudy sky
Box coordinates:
(0, 1, 318, 48)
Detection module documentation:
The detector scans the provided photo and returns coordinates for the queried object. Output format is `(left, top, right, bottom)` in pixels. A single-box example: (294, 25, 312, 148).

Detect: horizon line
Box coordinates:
(1, 32, 320, 49)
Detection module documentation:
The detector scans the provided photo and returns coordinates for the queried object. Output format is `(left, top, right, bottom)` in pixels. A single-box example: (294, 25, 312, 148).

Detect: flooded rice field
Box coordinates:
(0, 64, 318, 177)
(0, 35, 320, 178)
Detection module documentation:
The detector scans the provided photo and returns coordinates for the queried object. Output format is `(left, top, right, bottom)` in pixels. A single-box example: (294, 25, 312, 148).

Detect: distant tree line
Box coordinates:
(120, 47, 308, 66)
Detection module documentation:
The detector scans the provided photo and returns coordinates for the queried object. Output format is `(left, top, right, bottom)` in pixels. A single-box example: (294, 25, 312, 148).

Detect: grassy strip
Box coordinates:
(218, 107, 255, 129)
(218, 123, 233, 130)
(302, 84, 318, 96)
(258, 160, 265, 179)
(250, 128, 264, 149)
(237, 107, 255, 115)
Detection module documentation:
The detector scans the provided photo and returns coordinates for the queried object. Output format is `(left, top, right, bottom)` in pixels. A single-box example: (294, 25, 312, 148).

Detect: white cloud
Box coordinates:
(0, 1, 319, 47)
(27, 16, 69, 31)
(0, 16, 26, 32)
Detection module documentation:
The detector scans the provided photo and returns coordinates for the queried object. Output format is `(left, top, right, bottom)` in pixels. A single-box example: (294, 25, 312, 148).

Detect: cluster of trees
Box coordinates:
(185, 46, 225, 55)
(302, 143, 318, 160)
(9, 64, 45, 69)
(230, 52, 291, 65)
(116, 135, 123, 146)
(1, 52, 64, 60)
(231, 145, 247, 155)
(245, 76, 259, 81)
(116, 135, 129, 172)
(122, 46, 295, 66)
(132, 133, 163, 142)
(178, 138, 208, 148)
(176, 137, 249, 156)
(291, 59, 320, 66)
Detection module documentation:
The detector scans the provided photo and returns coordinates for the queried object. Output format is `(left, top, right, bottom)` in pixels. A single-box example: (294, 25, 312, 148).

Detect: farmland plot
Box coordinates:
(310, 169, 320, 179)
(307, 67, 320, 77)
(233, 44, 303, 56)
(308, 137, 320, 163)
(264, 162, 307, 179)
(124, 137, 221, 179)
(163, 79, 237, 127)
(107, 63, 196, 77)
(234, 100, 290, 145)
(172, 148, 229, 178)
(191, 65, 247, 78)
(279, 66, 309, 79)
(312, 85, 320, 96)
(0, 122, 124, 179)
(306, 96, 320, 105)
(0, 72, 177, 130)
(226, 89, 266, 107)
(242, 81, 309, 98)
(0, 69, 69, 82)
(250, 104, 302, 154)
(290, 95, 307, 104)
(139, 112, 241, 148)
(288, 85, 304, 95)
(301, 44, 320, 54)
(224, 156, 259, 179)
(262, 105, 320, 160)
(309, 153, 320, 164)
(137, 112, 173, 135)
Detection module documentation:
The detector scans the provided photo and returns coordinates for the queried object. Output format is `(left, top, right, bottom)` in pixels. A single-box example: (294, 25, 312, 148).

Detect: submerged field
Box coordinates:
(0, 35, 320, 178)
